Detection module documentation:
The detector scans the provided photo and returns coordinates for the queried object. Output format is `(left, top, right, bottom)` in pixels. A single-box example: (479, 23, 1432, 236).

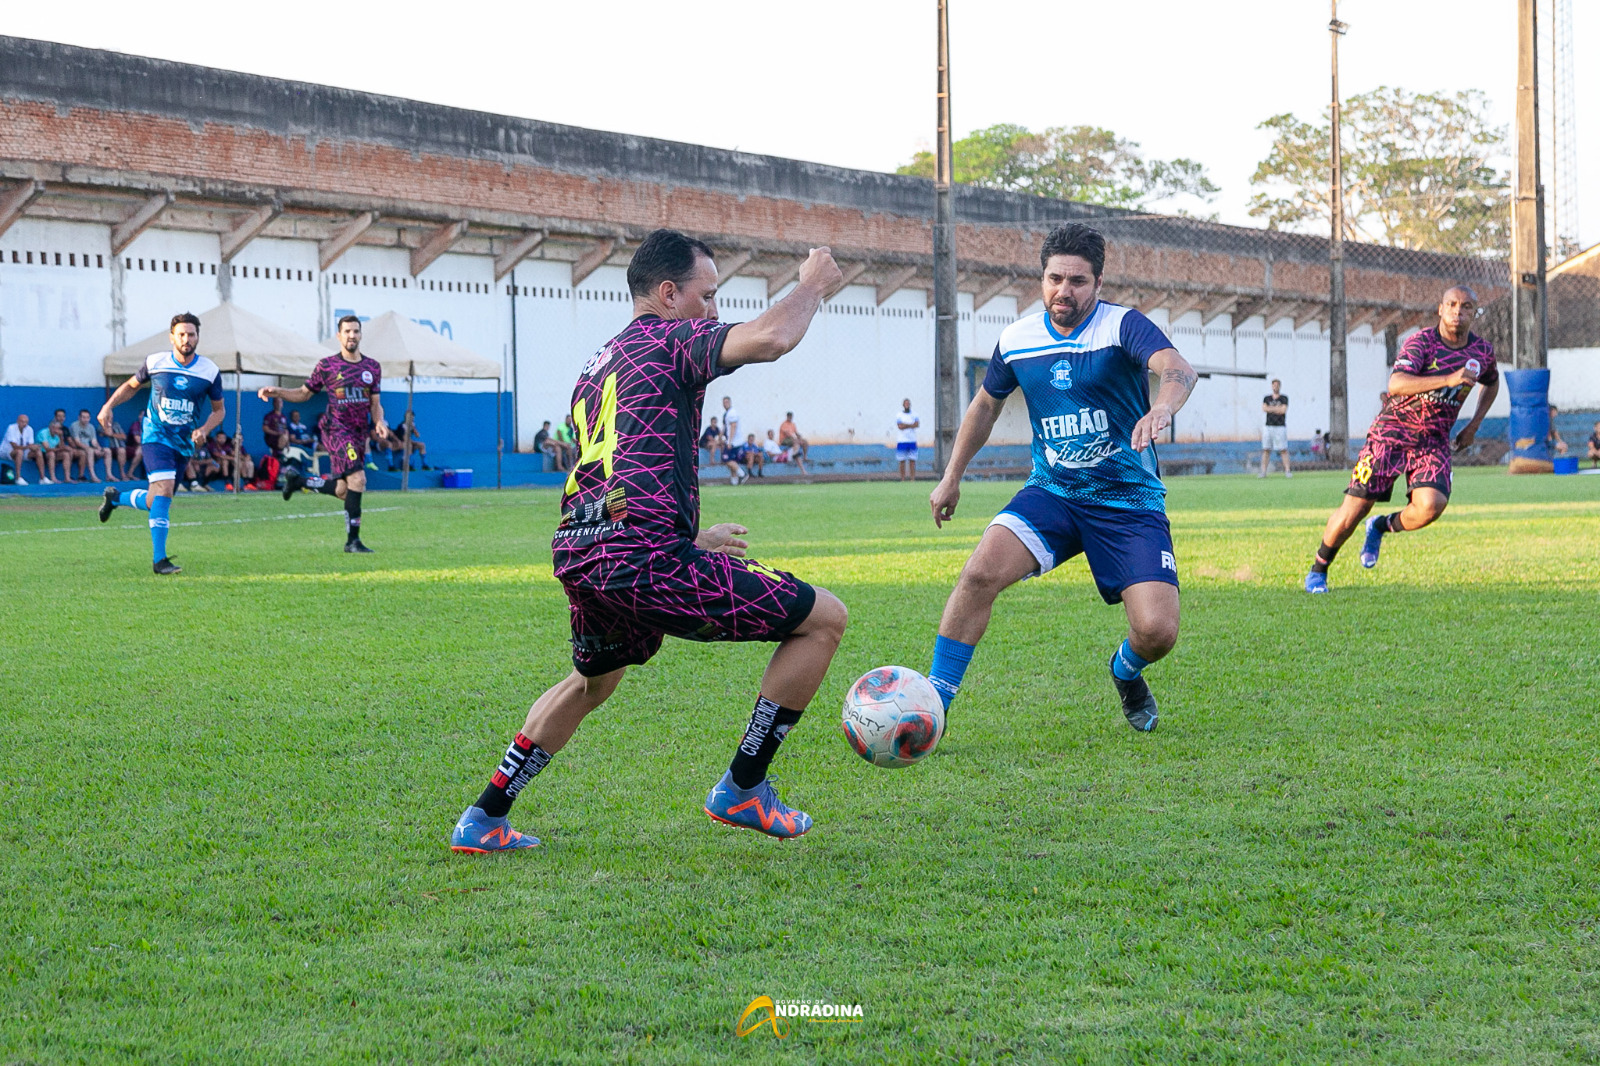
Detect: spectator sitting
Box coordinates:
(284, 410, 315, 471)
(698, 417, 725, 467)
(125, 413, 144, 480)
(38, 418, 78, 483)
(762, 429, 787, 463)
(533, 420, 555, 471)
(1310, 429, 1325, 459)
(3, 412, 48, 484)
(68, 409, 111, 483)
(778, 411, 809, 475)
(1587, 420, 1600, 469)
(209, 430, 253, 484)
(262, 397, 289, 456)
(184, 439, 220, 491)
(1548, 405, 1568, 455)
(98, 414, 129, 480)
(740, 433, 765, 478)
(388, 412, 431, 470)
(551, 414, 580, 471)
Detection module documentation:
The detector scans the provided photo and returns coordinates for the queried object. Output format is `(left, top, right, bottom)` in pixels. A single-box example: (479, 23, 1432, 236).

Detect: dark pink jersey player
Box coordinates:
(307, 353, 382, 479)
(452, 230, 849, 851)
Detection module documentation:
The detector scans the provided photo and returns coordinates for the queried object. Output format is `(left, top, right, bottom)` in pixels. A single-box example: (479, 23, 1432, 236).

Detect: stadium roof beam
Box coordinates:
(219, 200, 281, 262)
(1200, 294, 1240, 326)
(411, 219, 468, 277)
(714, 249, 754, 285)
(1137, 290, 1176, 316)
(493, 230, 546, 280)
(0, 178, 44, 239)
(972, 274, 1015, 312)
(1254, 299, 1304, 329)
(1294, 304, 1328, 332)
(1367, 307, 1408, 334)
(875, 265, 919, 305)
(767, 259, 803, 298)
(571, 238, 617, 286)
(109, 189, 173, 254)
(319, 211, 378, 271)
(1164, 292, 1207, 322)
(834, 260, 871, 292)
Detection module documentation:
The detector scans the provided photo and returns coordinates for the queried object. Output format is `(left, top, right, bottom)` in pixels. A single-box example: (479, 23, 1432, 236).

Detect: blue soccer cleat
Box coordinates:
(1304, 571, 1329, 594)
(1359, 516, 1385, 569)
(450, 806, 541, 853)
(704, 772, 812, 839)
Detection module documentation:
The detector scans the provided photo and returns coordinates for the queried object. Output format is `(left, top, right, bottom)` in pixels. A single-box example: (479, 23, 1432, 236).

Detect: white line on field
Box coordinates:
(0, 507, 402, 537)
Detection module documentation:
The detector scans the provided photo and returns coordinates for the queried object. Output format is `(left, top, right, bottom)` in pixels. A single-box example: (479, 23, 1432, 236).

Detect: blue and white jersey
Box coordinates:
(982, 301, 1174, 513)
(135, 350, 224, 457)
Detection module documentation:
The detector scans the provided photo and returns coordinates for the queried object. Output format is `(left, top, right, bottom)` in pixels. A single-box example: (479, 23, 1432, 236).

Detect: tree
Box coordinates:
(897, 123, 1218, 211)
(1249, 87, 1509, 257)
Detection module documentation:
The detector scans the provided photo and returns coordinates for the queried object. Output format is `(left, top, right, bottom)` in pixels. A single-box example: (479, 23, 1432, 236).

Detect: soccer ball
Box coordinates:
(841, 666, 945, 768)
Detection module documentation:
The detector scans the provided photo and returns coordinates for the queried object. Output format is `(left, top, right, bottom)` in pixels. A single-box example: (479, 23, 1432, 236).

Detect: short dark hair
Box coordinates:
(337, 314, 362, 330)
(170, 312, 200, 331)
(627, 229, 715, 299)
(1039, 223, 1107, 278)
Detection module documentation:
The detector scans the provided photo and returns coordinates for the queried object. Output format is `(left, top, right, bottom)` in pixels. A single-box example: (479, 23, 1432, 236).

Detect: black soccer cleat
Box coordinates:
(282, 470, 305, 501)
(344, 539, 374, 554)
(98, 486, 118, 523)
(1110, 658, 1159, 732)
(153, 557, 183, 575)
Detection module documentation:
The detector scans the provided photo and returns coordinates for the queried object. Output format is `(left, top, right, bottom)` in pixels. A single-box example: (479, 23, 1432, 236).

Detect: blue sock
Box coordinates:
(126, 488, 150, 511)
(929, 634, 975, 710)
(148, 494, 171, 562)
(1111, 639, 1151, 681)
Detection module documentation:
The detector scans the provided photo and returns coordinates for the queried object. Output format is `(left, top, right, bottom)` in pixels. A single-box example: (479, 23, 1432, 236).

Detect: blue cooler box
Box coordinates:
(1553, 456, 1579, 475)
(441, 468, 473, 488)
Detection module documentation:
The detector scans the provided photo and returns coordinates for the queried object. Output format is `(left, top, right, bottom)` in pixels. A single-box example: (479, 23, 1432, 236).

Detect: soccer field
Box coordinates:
(3, 469, 1598, 1063)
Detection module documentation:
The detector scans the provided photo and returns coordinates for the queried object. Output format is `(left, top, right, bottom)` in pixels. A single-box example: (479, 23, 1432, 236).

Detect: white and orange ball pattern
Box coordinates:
(841, 666, 945, 768)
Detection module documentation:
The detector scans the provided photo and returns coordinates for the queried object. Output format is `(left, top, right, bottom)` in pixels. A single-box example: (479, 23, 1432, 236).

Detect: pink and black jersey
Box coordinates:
(553, 315, 735, 562)
(1372, 328, 1496, 444)
(306, 354, 382, 441)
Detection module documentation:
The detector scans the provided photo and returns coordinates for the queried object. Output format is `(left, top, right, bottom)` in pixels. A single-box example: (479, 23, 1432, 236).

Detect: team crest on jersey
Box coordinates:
(173, 376, 189, 391)
(580, 343, 615, 377)
(361, 370, 373, 384)
(1049, 360, 1072, 390)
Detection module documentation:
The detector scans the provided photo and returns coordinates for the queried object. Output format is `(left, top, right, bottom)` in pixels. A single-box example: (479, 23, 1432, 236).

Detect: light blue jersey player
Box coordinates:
(925, 224, 1198, 732)
(97, 313, 225, 574)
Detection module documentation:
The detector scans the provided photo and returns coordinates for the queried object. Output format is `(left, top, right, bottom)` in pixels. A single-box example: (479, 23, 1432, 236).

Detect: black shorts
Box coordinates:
(561, 543, 816, 677)
(324, 434, 366, 480)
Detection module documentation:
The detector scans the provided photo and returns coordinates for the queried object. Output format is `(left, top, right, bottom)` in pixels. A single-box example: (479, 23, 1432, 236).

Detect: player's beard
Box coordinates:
(1049, 295, 1095, 331)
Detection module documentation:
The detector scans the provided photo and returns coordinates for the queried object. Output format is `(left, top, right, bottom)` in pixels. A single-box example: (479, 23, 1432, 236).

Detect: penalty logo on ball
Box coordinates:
(841, 665, 945, 768)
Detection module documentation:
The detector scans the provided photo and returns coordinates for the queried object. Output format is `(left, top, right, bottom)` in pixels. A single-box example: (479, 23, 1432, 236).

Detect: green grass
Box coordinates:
(3, 469, 1599, 1064)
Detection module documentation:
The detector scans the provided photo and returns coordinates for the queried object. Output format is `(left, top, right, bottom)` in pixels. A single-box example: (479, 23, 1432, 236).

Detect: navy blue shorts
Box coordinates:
(139, 442, 185, 483)
(989, 485, 1178, 604)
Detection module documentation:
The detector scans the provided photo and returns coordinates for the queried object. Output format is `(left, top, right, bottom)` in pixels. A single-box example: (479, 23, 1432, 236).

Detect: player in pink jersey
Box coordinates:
(1305, 286, 1498, 592)
(258, 315, 388, 553)
(451, 230, 846, 852)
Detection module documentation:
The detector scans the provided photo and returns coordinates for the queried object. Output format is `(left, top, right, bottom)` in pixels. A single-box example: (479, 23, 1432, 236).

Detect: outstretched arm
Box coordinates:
(719, 249, 844, 367)
(258, 384, 315, 403)
(1132, 348, 1197, 452)
(930, 388, 1006, 527)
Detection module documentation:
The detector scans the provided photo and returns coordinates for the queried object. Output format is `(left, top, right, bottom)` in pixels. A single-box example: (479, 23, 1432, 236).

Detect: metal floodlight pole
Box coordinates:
(1327, 2, 1349, 464)
(932, 0, 959, 478)
(1513, 0, 1548, 369)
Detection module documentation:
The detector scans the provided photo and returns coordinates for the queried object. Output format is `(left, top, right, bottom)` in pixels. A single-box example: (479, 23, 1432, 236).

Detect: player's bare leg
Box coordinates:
(517, 667, 628, 754)
(1110, 580, 1179, 732)
(1305, 494, 1374, 591)
(1356, 486, 1446, 570)
(756, 588, 848, 709)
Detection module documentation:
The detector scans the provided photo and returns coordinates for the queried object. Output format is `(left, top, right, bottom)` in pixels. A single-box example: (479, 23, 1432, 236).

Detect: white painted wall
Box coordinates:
(7, 216, 1593, 450)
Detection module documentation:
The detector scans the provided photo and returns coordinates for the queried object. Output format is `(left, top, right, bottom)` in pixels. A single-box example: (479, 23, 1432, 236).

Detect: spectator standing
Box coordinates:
(3, 413, 48, 484)
(895, 397, 920, 481)
(262, 397, 289, 456)
(720, 396, 740, 444)
(1259, 379, 1291, 478)
(68, 410, 111, 483)
(778, 411, 809, 475)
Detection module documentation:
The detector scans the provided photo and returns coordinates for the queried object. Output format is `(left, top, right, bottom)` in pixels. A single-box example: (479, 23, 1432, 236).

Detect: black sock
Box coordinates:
(1311, 542, 1339, 574)
(1379, 511, 1405, 533)
(344, 490, 362, 543)
(728, 695, 804, 789)
(475, 732, 553, 818)
(307, 474, 338, 496)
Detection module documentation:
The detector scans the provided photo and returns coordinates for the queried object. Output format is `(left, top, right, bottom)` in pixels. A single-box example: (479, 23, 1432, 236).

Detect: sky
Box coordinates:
(8, 0, 1597, 252)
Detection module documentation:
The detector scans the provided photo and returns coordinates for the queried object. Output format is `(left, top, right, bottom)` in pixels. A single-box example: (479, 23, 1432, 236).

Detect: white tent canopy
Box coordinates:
(328, 311, 501, 380)
(103, 302, 327, 378)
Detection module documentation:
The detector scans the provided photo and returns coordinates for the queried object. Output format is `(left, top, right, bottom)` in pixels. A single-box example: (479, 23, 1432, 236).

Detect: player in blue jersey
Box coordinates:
(925, 224, 1197, 732)
(96, 313, 226, 574)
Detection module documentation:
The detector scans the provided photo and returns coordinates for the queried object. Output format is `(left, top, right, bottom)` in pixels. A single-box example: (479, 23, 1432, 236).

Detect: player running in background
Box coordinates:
(925, 224, 1196, 733)
(96, 313, 226, 574)
(257, 316, 387, 553)
(1304, 286, 1497, 592)
(451, 229, 846, 852)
